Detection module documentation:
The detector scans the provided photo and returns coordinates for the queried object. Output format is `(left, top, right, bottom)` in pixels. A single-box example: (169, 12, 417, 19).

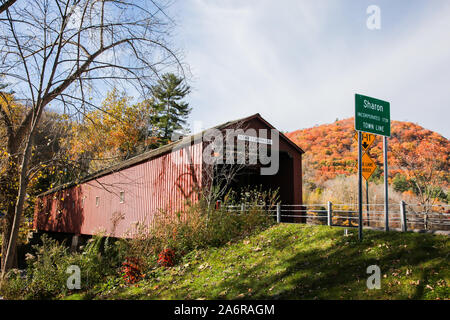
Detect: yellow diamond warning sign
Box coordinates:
(354, 131, 376, 152)
(361, 153, 377, 181)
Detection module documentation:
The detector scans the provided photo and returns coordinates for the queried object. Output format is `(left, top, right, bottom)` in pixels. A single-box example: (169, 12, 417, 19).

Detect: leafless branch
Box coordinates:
(0, 0, 184, 276)
(0, 0, 16, 15)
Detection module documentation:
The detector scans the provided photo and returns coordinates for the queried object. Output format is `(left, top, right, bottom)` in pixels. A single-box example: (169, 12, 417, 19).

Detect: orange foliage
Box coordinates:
(67, 90, 156, 172)
(286, 118, 449, 187)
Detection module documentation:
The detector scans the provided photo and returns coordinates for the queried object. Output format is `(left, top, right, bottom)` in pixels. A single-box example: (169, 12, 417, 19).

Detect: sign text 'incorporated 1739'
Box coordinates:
(355, 94, 390, 137)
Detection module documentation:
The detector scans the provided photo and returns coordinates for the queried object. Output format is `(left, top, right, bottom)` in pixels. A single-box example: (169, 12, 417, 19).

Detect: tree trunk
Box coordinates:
(0, 144, 20, 272)
(0, 205, 17, 271)
(1, 133, 33, 278)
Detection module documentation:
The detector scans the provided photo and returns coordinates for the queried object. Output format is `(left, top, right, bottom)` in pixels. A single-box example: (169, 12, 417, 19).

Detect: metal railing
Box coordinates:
(220, 201, 450, 233)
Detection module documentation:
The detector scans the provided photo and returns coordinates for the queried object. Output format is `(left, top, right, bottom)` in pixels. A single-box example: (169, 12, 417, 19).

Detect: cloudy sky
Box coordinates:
(167, 0, 450, 138)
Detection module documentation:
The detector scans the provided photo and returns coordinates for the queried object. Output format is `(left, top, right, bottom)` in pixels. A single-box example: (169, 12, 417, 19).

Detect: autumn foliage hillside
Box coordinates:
(286, 118, 450, 188)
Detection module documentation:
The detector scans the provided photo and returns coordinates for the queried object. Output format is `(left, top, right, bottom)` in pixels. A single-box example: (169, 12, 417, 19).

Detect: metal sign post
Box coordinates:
(355, 93, 391, 240)
(366, 180, 370, 227)
(358, 131, 363, 241)
(384, 136, 389, 231)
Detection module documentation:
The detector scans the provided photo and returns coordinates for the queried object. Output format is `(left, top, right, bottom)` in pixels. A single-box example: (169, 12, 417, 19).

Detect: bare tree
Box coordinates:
(0, 0, 183, 278)
(392, 141, 448, 209)
(0, 0, 17, 14)
(198, 121, 277, 210)
(391, 140, 449, 229)
(201, 160, 247, 211)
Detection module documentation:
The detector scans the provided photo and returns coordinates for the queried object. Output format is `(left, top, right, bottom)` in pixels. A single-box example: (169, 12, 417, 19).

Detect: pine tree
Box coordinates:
(150, 73, 191, 145)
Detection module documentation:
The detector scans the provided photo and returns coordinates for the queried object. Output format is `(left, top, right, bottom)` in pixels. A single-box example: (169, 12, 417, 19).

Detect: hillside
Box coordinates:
(66, 224, 449, 300)
(286, 118, 450, 188)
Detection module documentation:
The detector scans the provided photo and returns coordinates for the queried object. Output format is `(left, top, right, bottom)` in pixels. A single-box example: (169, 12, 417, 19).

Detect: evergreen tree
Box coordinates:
(150, 73, 191, 145)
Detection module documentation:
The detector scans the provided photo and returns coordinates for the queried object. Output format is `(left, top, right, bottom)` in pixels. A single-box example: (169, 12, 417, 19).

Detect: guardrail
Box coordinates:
(220, 201, 450, 232)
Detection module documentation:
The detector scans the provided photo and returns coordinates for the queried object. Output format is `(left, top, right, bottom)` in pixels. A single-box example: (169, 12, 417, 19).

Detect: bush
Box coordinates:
(0, 234, 123, 299)
(123, 187, 277, 270)
(0, 269, 28, 299)
(0, 187, 277, 299)
(157, 249, 176, 267)
(121, 257, 144, 284)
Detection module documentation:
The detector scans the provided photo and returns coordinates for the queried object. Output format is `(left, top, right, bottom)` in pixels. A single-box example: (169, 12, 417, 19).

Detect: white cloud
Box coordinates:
(175, 0, 450, 138)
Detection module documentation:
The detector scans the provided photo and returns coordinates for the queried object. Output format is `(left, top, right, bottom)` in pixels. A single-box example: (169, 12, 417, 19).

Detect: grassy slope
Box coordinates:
(69, 224, 449, 300)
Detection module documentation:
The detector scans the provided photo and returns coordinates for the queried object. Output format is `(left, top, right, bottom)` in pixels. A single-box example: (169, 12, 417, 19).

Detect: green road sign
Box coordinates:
(355, 94, 390, 137)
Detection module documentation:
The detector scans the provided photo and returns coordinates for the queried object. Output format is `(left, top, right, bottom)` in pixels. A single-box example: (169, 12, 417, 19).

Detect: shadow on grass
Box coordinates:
(204, 227, 448, 300)
(90, 225, 448, 300)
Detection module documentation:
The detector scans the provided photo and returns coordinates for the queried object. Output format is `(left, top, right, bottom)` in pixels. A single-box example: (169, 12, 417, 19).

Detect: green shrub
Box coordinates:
(0, 234, 123, 299)
(0, 269, 28, 299)
(124, 186, 277, 269)
(0, 187, 277, 299)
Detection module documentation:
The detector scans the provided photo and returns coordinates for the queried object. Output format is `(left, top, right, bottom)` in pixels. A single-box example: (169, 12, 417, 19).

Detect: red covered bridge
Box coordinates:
(33, 114, 304, 238)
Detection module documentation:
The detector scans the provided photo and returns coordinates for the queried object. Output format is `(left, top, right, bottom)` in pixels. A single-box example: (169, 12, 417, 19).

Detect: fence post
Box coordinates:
(241, 203, 245, 213)
(424, 209, 428, 231)
(276, 203, 281, 223)
(400, 200, 407, 232)
(327, 201, 333, 226)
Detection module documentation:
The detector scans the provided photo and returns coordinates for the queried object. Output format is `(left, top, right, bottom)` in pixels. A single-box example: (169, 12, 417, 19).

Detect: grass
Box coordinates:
(66, 223, 449, 300)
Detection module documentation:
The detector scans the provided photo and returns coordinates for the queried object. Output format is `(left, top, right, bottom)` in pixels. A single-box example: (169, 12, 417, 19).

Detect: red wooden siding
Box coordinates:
(34, 143, 203, 238)
(34, 113, 304, 238)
